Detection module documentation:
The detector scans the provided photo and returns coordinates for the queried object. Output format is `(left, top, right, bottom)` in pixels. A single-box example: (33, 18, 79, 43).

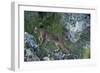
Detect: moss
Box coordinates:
(80, 48, 90, 59)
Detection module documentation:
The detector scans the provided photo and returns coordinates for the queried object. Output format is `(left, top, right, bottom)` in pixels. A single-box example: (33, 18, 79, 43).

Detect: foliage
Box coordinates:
(24, 11, 64, 36)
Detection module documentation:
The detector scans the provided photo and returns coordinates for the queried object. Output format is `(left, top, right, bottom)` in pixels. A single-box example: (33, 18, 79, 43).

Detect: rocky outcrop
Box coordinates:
(63, 13, 90, 43)
(24, 32, 38, 50)
(24, 32, 40, 61)
(24, 48, 40, 61)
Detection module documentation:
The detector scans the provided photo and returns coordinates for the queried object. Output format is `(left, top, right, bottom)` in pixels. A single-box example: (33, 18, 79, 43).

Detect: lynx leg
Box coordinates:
(55, 42, 60, 52)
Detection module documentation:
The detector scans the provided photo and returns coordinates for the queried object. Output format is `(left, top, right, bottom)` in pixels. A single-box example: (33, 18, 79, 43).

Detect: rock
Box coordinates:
(53, 51, 65, 60)
(24, 48, 40, 61)
(63, 53, 79, 59)
(24, 32, 38, 51)
(63, 13, 90, 43)
(43, 57, 50, 61)
(53, 49, 79, 60)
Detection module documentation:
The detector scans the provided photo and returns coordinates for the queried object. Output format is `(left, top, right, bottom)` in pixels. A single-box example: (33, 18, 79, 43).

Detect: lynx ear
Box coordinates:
(34, 27, 37, 30)
(34, 27, 38, 33)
